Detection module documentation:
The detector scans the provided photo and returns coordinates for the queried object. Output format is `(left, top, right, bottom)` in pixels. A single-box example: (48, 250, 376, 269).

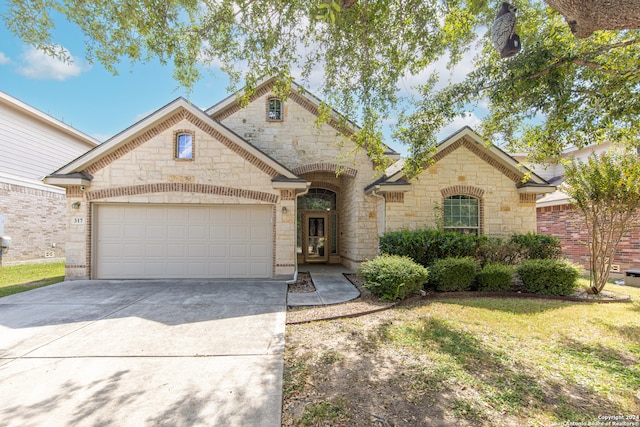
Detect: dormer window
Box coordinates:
(175, 131, 194, 160)
(267, 98, 283, 121)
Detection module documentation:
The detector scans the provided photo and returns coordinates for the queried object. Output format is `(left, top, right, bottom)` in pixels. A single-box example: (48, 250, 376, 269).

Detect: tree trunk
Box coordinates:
(544, 0, 640, 38)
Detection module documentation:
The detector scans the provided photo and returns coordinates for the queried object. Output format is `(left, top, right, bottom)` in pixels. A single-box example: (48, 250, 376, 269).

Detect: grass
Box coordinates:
(284, 282, 640, 426)
(0, 262, 65, 298)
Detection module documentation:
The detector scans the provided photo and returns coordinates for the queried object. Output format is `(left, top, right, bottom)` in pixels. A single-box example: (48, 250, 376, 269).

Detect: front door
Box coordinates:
(304, 212, 329, 263)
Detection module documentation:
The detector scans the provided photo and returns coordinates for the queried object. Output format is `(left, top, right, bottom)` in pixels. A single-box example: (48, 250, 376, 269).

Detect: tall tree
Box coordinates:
(563, 151, 640, 294)
(399, 2, 640, 175)
(3, 0, 640, 171)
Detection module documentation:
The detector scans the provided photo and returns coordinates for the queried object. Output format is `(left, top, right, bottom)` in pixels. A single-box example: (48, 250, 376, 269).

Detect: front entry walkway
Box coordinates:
(287, 264, 361, 306)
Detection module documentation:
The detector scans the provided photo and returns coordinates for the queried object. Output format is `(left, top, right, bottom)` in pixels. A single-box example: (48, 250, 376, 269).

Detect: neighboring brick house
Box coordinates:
(517, 142, 640, 272)
(0, 91, 99, 265)
(45, 78, 554, 280)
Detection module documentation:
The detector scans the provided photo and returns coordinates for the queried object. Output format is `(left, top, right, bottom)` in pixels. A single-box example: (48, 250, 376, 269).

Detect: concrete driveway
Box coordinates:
(0, 279, 287, 427)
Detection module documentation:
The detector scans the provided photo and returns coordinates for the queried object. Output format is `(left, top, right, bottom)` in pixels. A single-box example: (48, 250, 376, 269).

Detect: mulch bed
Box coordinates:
(286, 273, 632, 325)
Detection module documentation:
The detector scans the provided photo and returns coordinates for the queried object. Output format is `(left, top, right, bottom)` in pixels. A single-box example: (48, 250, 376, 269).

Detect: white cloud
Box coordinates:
(437, 112, 484, 140)
(0, 52, 10, 65)
(17, 46, 88, 81)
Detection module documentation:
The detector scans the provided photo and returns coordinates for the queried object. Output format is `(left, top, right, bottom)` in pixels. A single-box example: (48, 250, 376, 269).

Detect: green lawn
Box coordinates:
(0, 262, 65, 298)
(284, 282, 640, 426)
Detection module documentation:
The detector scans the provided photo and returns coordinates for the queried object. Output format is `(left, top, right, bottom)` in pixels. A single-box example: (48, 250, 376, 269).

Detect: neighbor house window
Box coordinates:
(443, 195, 479, 235)
(175, 131, 194, 160)
(267, 98, 283, 121)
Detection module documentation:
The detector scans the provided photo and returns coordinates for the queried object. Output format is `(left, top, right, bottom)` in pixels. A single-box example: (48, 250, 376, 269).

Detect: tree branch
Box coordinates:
(528, 37, 640, 80)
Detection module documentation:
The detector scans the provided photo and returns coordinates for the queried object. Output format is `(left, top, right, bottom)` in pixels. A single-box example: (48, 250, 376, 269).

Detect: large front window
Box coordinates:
(443, 195, 479, 235)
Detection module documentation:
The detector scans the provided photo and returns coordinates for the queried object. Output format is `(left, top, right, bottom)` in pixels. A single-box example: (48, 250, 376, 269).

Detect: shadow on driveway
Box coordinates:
(0, 280, 287, 426)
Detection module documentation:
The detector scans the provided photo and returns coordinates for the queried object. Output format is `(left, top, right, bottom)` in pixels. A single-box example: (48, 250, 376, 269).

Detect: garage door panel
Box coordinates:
(251, 244, 270, 257)
(95, 205, 272, 279)
(188, 225, 207, 240)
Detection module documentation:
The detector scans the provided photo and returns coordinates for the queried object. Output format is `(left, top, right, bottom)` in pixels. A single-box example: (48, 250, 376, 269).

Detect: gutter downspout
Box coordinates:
(286, 185, 311, 285)
(369, 185, 386, 244)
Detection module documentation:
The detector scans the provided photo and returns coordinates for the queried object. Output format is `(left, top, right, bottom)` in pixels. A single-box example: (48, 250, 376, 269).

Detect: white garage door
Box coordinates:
(94, 204, 273, 279)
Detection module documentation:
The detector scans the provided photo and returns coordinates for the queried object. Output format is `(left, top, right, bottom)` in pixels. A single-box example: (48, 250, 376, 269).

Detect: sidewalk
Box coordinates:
(287, 264, 361, 306)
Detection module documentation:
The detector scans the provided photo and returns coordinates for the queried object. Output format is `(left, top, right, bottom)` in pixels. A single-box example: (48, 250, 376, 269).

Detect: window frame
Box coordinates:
(267, 98, 283, 122)
(443, 195, 480, 235)
(174, 130, 195, 161)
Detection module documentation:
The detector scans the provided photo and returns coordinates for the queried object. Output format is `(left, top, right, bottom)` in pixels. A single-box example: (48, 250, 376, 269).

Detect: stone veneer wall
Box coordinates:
(219, 90, 382, 269)
(64, 115, 295, 279)
(385, 142, 537, 236)
(537, 204, 640, 272)
(0, 181, 66, 265)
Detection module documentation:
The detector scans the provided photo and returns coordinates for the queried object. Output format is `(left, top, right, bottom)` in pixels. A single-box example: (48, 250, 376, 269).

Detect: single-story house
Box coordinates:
(45, 78, 554, 280)
(0, 91, 99, 265)
(515, 142, 640, 273)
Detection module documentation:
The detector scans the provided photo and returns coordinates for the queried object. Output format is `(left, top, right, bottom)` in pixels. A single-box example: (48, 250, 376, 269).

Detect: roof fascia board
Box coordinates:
(43, 176, 92, 187)
(55, 98, 298, 179)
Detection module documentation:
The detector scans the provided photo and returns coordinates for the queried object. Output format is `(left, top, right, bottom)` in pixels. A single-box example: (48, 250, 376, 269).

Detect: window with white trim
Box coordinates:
(443, 195, 479, 235)
(267, 98, 283, 121)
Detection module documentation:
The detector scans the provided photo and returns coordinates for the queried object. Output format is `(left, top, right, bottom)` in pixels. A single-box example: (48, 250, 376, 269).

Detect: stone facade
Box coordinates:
(62, 110, 296, 279)
(49, 82, 551, 280)
(385, 139, 537, 236)
(217, 89, 382, 269)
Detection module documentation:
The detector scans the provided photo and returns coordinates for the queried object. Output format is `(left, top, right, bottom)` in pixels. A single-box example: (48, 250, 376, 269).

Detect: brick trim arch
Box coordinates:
(308, 182, 340, 193)
(85, 183, 279, 203)
(440, 185, 485, 234)
(292, 163, 357, 178)
(440, 185, 485, 198)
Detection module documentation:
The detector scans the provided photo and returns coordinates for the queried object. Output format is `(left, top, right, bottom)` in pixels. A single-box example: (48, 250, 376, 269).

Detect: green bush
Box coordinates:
(379, 229, 481, 266)
(516, 259, 581, 296)
(510, 232, 562, 260)
(476, 262, 514, 292)
(428, 257, 479, 292)
(475, 237, 525, 267)
(358, 254, 429, 301)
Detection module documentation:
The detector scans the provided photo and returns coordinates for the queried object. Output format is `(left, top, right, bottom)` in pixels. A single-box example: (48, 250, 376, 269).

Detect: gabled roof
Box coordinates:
(46, 97, 302, 185)
(205, 77, 401, 158)
(366, 127, 555, 194)
(0, 90, 99, 148)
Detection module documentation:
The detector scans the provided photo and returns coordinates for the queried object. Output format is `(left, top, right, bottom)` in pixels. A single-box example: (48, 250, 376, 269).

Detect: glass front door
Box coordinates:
(304, 213, 329, 263)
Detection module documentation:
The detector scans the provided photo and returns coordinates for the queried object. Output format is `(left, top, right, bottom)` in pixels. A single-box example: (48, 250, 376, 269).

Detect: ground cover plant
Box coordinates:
(0, 262, 65, 298)
(283, 283, 640, 426)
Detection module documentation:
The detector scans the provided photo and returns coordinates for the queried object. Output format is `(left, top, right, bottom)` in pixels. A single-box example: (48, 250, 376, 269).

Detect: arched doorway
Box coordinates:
(297, 188, 338, 263)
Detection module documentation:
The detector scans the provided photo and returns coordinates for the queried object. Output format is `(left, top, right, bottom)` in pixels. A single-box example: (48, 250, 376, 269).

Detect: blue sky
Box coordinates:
(0, 9, 484, 154)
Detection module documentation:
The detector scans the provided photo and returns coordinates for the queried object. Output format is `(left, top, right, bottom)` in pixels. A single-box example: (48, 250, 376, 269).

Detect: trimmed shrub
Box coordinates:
(379, 229, 481, 267)
(475, 237, 525, 267)
(510, 232, 562, 260)
(358, 254, 429, 301)
(428, 257, 479, 292)
(516, 259, 581, 296)
(476, 262, 514, 292)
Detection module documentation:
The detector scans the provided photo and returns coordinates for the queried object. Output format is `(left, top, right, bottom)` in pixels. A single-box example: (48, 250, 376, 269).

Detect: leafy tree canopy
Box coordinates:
(3, 0, 639, 174)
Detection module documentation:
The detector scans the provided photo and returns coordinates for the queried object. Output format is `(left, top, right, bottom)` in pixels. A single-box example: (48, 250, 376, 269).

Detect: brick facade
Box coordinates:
(0, 182, 66, 264)
(537, 204, 640, 271)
